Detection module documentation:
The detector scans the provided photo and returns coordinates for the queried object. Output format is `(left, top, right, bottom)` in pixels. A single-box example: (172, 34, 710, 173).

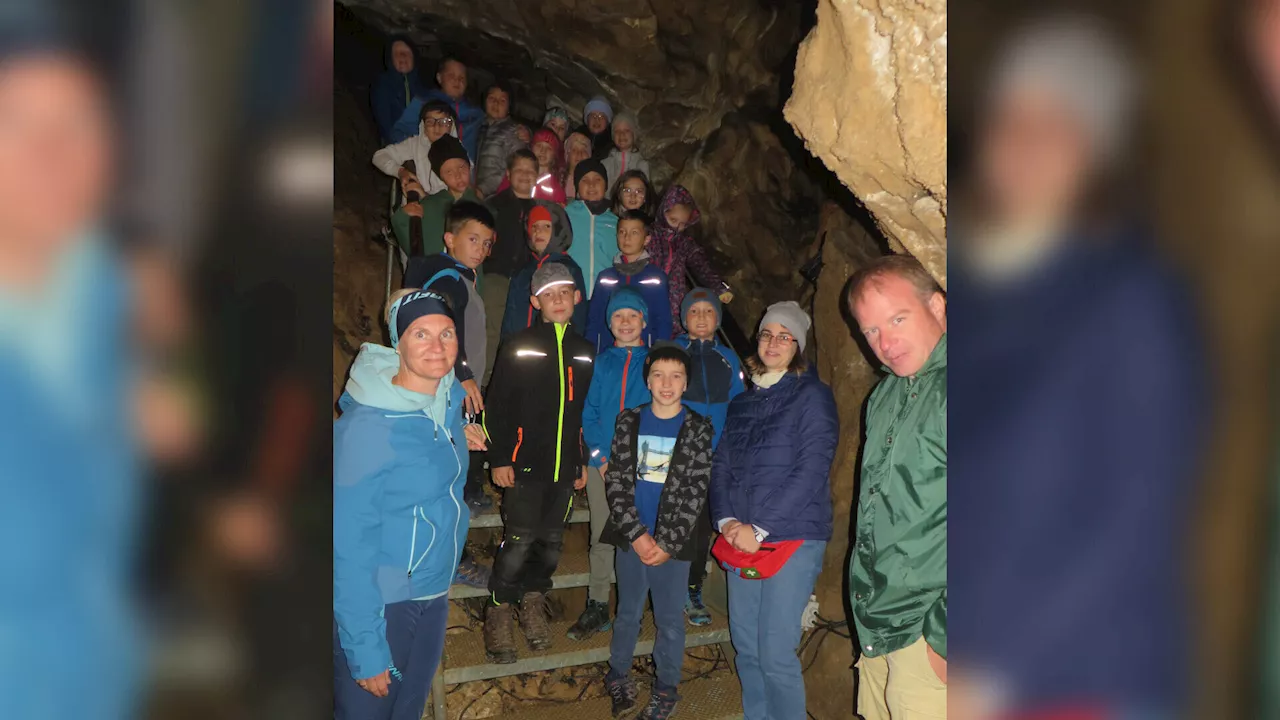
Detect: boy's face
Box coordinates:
(587, 111, 609, 134)
(647, 359, 688, 410)
(509, 157, 537, 197)
(616, 219, 647, 258)
(484, 88, 509, 120)
(391, 41, 415, 74)
(610, 308, 645, 346)
(684, 301, 718, 341)
(530, 219, 553, 253)
(613, 123, 634, 151)
(532, 141, 555, 170)
(578, 171, 606, 202)
(436, 60, 467, 99)
(619, 177, 646, 210)
(443, 220, 493, 269)
(531, 284, 580, 325)
(664, 202, 692, 231)
(440, 158, 471, 193)
(547, 117, 568, 139)
(423, 110, 452, 142)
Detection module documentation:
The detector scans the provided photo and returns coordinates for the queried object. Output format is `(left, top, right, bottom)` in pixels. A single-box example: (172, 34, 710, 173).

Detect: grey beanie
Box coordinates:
(531, 261, 576, 296)
(759, 301, 811, 352)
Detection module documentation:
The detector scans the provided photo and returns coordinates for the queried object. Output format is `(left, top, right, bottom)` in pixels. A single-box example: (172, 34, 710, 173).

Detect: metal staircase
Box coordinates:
(427, 495, 742, 720)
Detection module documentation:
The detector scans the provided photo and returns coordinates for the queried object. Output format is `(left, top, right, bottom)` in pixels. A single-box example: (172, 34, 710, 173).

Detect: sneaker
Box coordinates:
(453, 557, 491, 589)
(640, 684, 680, 720)
(484, 602, 517, 664)
(605, 674, 640, 719)
(518, 591, 553, 651)
(685, 586, 711, 627)
(566, 599, 613, 641)
(466, 492, 494, 518)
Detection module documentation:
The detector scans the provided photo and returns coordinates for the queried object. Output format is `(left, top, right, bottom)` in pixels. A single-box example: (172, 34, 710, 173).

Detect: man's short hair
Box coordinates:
(485, 80, 512, 101)
(446, 201, 495, 236)
(437, 57, 465, 75)
(616, 209, 652, 233)
(847, 254, 943, 307)
(507, 148, 537, 172)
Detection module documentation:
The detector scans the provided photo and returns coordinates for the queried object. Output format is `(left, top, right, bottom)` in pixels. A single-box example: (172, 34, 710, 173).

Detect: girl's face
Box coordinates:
(620, 177, 646, 211)
(613, 123, 634, 151)
(566, 136, 592, 170)
(587, 111, 609, 134)
(664, 203, 692, 231)
(532, 141, 555, 169)
(547, 117, 568, 139)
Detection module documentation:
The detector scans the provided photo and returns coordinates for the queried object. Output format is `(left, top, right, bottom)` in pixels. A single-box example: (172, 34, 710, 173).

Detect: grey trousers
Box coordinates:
(586, 465, 616, 603)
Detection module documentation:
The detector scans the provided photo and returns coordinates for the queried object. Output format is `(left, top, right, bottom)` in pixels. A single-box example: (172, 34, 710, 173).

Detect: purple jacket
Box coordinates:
(647, 185, 727, 332)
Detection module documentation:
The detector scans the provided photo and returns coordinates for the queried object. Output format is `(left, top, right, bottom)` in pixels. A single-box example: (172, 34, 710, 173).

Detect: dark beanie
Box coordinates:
(644, 341, 691, 381)
(574, 157, 608, 191)
(389, 290, 454, 349)
(428, 135, 470, 178)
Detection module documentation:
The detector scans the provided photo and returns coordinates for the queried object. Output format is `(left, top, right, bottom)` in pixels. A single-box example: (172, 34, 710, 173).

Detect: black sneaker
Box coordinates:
(466, 492, 494, 518)
(640, 684, 680, 720)
(605, 674, 640, 719)
(565, 599, 612, 640)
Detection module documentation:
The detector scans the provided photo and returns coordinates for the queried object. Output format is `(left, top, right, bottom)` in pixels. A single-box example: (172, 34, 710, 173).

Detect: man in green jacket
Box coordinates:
(847, 254, 947, 720)
(393, 134, 484, 266)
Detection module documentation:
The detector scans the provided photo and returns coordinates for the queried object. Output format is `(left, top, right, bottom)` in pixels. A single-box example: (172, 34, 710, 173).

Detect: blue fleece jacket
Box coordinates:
(564, 201, 619, 296)
(371, 37, 428, 145)
(582, 344, 651, 468)
(333, 343, 470, 680)
(392, 90, 485, 160)
(674, 334, 744, 447)
(586, 258, 672, 353)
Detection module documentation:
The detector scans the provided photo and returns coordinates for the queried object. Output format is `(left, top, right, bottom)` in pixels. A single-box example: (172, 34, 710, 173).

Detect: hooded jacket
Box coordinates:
(417, 89, 485, 161)
(334, 343, 470, 679)
(391, 186, 483, 260)
(709, 368, 839, 542)
(581, 344, 651, 469)
(475, 117, 526, 197)
(403, 253, 486, 384)
(372, 36, 429, 144)
(371, 117, 458, 198)
(483, 322, 595, 483)
(648, 186, 728, 331)
(585, 252, 672, 352)
(675, 334, 745, 448)
(501, 201, 589, 338)
(564, 200, 619, 299)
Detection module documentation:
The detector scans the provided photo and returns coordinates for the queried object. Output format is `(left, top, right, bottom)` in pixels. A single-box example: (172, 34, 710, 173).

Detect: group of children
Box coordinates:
(370, 53, 744, 720)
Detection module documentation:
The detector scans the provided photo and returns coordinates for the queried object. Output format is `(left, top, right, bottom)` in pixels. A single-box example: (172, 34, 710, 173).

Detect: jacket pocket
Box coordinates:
(408, 506, 437, 578)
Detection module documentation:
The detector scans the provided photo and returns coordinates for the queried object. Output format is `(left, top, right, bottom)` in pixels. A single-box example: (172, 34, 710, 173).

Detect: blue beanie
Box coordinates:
(681, 287, 722, 329)
(606, 287, 648, 325)
(583, 96, 614, 124)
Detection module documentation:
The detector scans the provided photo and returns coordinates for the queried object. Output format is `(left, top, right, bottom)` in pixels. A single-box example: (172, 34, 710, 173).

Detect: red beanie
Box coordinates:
(527, 205, 553, 237)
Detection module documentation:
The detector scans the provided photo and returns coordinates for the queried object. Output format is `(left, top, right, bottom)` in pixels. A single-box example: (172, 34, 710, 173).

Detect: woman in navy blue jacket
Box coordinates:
(709, 301, 838, 720)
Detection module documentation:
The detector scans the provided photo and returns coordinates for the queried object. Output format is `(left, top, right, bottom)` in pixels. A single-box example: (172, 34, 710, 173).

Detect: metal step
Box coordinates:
(449, 546, 591, 599)
(467, 497, 591, 529)
(441, 611, 731, 685)
(491, 673, 744, 720)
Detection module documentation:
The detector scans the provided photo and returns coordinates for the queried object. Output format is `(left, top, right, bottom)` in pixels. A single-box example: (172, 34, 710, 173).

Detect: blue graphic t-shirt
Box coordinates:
(635, 405, 685, 534)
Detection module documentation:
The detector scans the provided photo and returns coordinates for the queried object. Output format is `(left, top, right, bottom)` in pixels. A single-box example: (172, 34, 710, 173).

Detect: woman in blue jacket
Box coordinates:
(709, 301, 838, 720)
(334, 289, 486, 720)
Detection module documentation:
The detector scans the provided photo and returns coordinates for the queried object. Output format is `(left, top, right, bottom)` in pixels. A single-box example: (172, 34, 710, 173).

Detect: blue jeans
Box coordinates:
(333, 597, 449, 720)
(609, 546, 691, 689)
(727, 540, 826, 720)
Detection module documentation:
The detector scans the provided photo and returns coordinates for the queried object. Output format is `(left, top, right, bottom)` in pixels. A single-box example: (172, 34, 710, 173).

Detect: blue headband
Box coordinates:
(388, 290, 453, 348)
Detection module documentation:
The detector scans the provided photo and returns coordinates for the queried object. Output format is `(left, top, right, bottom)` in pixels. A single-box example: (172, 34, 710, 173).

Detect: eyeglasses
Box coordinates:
(620, 187, 645, 196)
(424, 118, 454, 127)
(758, 331, 796, 346)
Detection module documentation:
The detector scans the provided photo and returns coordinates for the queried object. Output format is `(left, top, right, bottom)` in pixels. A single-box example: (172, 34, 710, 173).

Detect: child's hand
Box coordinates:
(402, 201, 423, 218)
(492, 466, 515, 488)
(460, 379, 484, 415)
(463, 424, 487, 451)
(631, 532, 659, 562)
(645, 546, 671, 566)
(719, 291, 733, 304)
(575, 467, 587, 490)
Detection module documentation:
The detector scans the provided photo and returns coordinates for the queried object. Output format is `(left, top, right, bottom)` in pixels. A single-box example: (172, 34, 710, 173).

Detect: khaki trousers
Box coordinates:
(856, 637, 947, 720)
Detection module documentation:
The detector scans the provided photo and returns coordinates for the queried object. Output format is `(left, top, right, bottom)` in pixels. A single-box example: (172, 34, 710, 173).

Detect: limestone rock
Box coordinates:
(784, 0, 947, 287)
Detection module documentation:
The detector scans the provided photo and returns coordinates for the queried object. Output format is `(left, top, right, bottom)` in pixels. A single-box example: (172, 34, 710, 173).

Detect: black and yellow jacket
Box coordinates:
(484, 321, 595, 483)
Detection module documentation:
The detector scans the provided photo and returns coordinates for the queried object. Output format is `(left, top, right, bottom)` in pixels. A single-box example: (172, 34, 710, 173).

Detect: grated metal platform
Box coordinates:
(487, 673, 745, 720)
(468, 502, 592, 529)
(449, 546, 592, 599)
(441, 611, 731, 684)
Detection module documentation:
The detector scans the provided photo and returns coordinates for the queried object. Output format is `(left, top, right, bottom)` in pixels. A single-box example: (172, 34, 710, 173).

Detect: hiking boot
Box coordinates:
(566, 599, 613, 641)
(453, 556, 491, 589)
(484, 602, 518, 664)
(639, 684, 681, 720)
(684, 586, 711, 627)
(519, 591, 553, 651)
(605, 674, 640, 719)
